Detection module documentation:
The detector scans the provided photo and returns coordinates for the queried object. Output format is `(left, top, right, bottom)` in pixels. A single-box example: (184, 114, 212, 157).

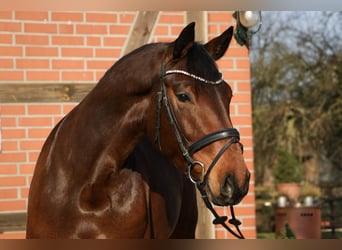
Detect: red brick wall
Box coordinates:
(0, 11, 256, 239)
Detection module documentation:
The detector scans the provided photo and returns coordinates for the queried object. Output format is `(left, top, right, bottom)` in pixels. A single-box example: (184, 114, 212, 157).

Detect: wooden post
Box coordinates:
(186, 11, 216, 239)
(122, 11, 159, 55)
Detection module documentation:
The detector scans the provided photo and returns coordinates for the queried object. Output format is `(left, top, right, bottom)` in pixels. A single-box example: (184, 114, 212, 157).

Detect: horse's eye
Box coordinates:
(176, 93, 191, 103)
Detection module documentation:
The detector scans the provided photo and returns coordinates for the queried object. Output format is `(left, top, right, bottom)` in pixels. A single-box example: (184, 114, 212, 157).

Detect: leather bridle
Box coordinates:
(154, 63, 245, 239)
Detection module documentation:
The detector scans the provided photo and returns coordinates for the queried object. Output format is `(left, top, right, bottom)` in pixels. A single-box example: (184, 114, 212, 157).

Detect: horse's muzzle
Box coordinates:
(212, 172, 250, 206)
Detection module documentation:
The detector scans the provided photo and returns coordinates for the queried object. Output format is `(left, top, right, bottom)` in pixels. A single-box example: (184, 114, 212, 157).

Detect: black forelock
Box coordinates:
(186, 43, 221, 81)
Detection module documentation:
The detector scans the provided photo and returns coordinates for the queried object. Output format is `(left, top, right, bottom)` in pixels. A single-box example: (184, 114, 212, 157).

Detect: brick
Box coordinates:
(1, 141, 18, 151)
(0, 22, 21, 32)
(61, 47, 93, 57)
(63, 104, 77, 114)
(226, 47, 249, 58)
(0, 117, 17, 127)
(53, 116, 64, 125)
(0, 105, 25, 115)
(0, 34, 12, 44)
(52, 59, 84, 69)
(103, 37, 125, 47)
(153, 26, 168, 36)
(0, 189, 18, 199)
(217, 23, 235, 34)
(240, 138, 253, 148)
(240, 229, 257, 239)
(95, 48, 120, 58)
(232, 92, 251, 103)
(236, 81, 251, 92)
(96, 71, 106, 81)
(171, 26, 184, 37)
(109, 25, 130, 35)
(29, 152, 40, 162)
(0, 46, 22, 56)
(87, 36, 101, 46)
(231, 116, 252, 126)
(225, 71, 250, 81)
(16, 59, 49, 69)
(215, 229, 227, 239)
(245, 161, 254, 170)
(25, 46, 58, 57)
(208, 12, 232, 22)
(233, 206, 256, 217)
(20, 140, 44, 151)
(24, 23, 57, 33)
(15, 11, 48, 21)
(238, 127, 253, 137)
(119, 13, 135, 23)
(217, 59, 234, 69)
(61, 71, 94, 81)
(16, 34, 49, 45)
(0, 11, 12, 19)
(86, 13, 117, 23)
(87, 60, 114, 69)
(158, 14, 184, 24)
(59, 24, 74, 34)
(0, 176, 26, 187)
(237, 104, 252, 115)
(0, 200, 26, 212)
(0, 165, 17, 175)
(27, 175, 33, 186)
(208, 24, 219, 35)
(26, 71, 59, 81)
(20, 164, 35, 175)
(51, 35, 84, 45)
(0, 58, 13, 68)
(240, 193, 256, 204)
(0, 152, 26, 164)
(27, 105, 61, 115)
(236, 59, 250, 69)
(27, 128, 52, 139)
(1, 129, 25, 139)
(0, 71, 23, 81)
(20, 187, 30, 198)
(19, 117, 53, 127)
(76, 24, 107, 34)
(51, 12, 84, 22)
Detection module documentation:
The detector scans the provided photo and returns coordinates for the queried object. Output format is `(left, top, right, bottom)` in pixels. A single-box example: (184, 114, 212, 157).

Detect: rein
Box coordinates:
(154, 63, 245, 239)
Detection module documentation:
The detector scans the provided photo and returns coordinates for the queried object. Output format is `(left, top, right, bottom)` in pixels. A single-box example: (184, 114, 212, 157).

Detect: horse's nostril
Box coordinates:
(221, 174, 234, 198)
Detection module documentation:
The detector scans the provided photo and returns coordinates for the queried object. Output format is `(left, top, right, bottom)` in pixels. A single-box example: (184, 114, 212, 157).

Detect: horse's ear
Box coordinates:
(172, 22, 195, 59)
(204, 26, 233, 60)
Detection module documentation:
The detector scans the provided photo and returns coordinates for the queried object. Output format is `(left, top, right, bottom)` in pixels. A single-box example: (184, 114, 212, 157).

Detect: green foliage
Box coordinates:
(250, 12, 342, 186)
(272, 149, 303, 183)
(300, 182, 322, 197)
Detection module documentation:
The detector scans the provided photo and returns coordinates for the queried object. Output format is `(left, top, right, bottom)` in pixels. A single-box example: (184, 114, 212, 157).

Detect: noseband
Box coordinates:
(154, 63, 245, 239)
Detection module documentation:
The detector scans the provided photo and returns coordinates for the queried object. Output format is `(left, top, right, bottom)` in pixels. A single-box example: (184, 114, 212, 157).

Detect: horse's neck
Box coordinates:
(72, 92, 150, 178)
(52, 45, 164, 181)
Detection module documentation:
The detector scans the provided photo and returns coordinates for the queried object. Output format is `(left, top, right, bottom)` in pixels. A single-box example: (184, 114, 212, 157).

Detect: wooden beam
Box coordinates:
(0, 83, 95, 103)
(122, 11, 159, 55)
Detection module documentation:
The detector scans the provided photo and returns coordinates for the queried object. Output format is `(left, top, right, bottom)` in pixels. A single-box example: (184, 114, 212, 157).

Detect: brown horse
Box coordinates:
(26, 22, 250, 238)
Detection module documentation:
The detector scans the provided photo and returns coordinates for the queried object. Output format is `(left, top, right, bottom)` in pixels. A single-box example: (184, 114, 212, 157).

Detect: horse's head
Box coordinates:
(151, 22, 250, 206)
